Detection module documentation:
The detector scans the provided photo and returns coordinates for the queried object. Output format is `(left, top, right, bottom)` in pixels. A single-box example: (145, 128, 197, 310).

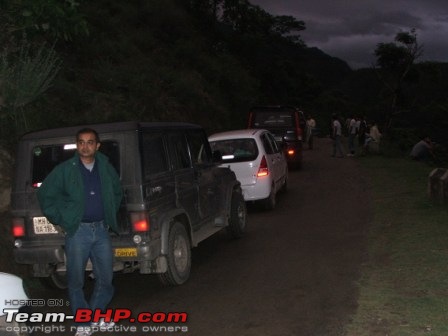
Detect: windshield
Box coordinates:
(210, 138, 258, 163)
(31, 141, 120, 188)
(252, 111, 294, 127)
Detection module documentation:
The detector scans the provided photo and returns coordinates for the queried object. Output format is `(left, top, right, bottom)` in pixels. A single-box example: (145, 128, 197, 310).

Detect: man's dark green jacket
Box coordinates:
(37, 151, 123, 236)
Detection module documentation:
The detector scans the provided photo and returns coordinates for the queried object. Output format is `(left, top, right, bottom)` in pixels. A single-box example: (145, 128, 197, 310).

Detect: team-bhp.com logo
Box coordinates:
(3, 308, 188, 333)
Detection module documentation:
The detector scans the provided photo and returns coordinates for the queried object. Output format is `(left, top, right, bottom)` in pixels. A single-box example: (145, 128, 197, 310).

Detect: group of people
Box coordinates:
(331, 114, 382, 158)
(330, 114, 437, 162)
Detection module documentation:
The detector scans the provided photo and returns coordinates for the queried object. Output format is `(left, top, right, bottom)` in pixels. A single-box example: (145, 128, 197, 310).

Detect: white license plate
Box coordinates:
(33, 217, 58, 234)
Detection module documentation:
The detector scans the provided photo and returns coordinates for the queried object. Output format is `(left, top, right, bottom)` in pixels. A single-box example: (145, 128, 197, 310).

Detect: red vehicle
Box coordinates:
(248, 105, 306, 169)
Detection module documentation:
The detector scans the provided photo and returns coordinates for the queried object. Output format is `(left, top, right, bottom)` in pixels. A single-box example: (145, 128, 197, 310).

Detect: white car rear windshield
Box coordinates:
(210, 138, 258, 163)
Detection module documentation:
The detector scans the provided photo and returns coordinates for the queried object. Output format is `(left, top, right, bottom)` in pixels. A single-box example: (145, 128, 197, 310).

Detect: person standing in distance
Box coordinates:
(331, 114, 344, 158)
(347, 115, 358, 156)
(37, 128, 123, 336)
(306, 115, 316, 149)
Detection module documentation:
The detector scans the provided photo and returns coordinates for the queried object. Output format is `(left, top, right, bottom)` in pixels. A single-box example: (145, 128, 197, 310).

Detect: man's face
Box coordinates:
(76, 132, 100, 162)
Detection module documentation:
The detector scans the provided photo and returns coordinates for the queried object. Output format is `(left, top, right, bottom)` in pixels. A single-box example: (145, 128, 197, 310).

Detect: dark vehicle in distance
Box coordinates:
(11, 122, 247, 289)
(248, 106, 306, 168)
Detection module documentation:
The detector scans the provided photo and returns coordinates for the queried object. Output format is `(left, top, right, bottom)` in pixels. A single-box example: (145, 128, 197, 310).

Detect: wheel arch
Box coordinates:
(160, 211, 192, 255)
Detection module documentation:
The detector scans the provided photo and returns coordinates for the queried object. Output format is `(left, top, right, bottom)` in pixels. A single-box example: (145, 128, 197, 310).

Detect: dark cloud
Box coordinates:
(250, 0, 448, 68)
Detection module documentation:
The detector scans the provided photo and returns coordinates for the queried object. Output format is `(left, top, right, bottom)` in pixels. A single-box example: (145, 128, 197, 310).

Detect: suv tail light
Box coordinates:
(12, 218, 25, 237)
(257, 156, 269, 177)
(130, 212, 150, 232)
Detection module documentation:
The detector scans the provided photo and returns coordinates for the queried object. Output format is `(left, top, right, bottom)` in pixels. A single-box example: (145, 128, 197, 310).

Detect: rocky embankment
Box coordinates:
(0, 148, 12, 211)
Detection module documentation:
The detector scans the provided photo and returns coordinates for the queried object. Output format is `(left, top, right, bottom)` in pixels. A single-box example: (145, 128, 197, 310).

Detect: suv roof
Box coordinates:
(249, 105, 298, 112)
(20, 121, 201, 140)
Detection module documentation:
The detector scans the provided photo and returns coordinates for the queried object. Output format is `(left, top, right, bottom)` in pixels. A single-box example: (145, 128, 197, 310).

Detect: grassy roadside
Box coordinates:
(345, 154, 448, 336)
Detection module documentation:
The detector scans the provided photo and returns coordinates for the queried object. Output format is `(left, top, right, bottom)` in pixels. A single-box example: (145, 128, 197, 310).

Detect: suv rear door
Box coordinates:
(166, 131, 198, 224)
(186, 129, 220, 227)
(140, 130, 175, 234)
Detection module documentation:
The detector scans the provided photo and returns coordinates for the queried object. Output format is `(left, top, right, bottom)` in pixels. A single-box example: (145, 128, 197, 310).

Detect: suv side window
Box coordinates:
(261, 133, 275, 155)
(167, 133, 191, 170)
(141, 132, 169, 178)
(266, 133, 280, 153)
(187, 130, 212, 165)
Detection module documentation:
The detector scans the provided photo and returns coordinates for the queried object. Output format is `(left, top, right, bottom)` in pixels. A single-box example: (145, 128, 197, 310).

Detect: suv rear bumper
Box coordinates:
(14, 246, 65, 265)
(14, 239, 164, 274)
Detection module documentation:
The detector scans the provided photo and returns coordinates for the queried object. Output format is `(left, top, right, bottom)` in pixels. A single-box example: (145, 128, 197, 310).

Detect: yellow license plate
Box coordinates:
(115, 248, 137, 257)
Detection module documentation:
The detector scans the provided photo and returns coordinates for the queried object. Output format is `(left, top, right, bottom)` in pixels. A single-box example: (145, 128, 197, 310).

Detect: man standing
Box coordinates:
(331, 114, 344, 158)
(37, 128, 123, 336)
(358, 116, 367, 151)
(347, 115, 358, 156)
(306, 115, 316, 149)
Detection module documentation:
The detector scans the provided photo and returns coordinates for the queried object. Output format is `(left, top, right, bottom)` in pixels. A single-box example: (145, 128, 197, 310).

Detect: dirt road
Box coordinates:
(28, 137, 372, 336)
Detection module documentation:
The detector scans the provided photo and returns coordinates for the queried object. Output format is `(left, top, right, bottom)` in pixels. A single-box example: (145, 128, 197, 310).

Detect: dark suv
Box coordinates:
(248, 105, 306, 168)
(11, 121, 246, 288)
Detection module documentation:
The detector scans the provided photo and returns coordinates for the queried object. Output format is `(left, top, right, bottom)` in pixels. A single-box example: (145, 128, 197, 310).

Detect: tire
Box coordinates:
(227, 191, 247, 239)
(158, 222, 191, 286)
(40, 267, 67, 290)
(262, 186, 276, 210)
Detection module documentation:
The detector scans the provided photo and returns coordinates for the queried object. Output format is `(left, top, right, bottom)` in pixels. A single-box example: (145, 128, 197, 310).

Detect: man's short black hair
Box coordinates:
(76, 128, 100, 143)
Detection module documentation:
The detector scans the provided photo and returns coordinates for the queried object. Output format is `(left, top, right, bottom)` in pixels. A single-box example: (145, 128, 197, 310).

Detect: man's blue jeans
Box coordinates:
(65, 221, 114, 320)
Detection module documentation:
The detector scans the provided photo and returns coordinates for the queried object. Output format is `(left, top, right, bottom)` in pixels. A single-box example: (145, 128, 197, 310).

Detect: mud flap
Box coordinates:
(155, 255, 168, 273)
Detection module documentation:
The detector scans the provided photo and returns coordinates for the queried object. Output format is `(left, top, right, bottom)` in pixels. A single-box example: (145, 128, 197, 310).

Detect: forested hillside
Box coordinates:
(0, 0, 351, 145)
(1, 0, 447, 150)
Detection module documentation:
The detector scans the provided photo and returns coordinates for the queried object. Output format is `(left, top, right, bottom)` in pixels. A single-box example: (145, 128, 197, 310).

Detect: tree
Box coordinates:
(0, 42, 61, 140)
(374, 28, 423, 130)
(0, 0, 89, 44)
(0, 0, 88, 144)
(187, 0, 305, 43)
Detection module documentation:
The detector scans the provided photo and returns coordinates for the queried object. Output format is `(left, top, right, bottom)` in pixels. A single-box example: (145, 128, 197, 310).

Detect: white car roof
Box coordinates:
(209, 129, 267, 141)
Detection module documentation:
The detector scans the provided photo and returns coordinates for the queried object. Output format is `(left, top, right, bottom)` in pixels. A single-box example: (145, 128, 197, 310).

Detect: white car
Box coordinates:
(0, 272, 29, 336)
(209, 129, 288, 210)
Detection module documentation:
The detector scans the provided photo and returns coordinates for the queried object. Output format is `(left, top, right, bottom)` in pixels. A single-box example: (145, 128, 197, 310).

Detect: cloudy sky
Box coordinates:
(250, 0, 448, 69)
